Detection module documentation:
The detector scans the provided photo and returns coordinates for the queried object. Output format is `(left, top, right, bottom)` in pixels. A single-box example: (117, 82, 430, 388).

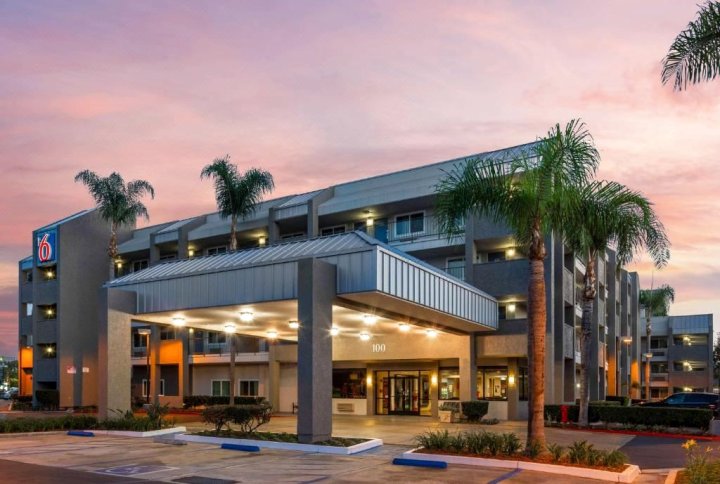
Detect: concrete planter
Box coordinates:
(402, 448, 641, 483)
(438, 410, 459, 423)
(176, 433, 383, 455)
(89, 426, 187, 438)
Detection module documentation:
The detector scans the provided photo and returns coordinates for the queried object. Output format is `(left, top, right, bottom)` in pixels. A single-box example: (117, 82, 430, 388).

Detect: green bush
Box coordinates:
(525, 439, 543, 458)
(606, 396, 630, 407)
(201, 404, 272, 434)
(545, 404, 713, 430)
(0, 415, 97, 433)
(415, 429, 452, 451)
(502, 433, 522, 455)
(547, 443, 564, 462)
(184, 395, 267, 408)
(461, 401, 489, 422)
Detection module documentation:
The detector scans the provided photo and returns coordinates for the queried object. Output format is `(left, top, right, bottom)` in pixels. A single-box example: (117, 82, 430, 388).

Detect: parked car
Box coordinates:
(639, 392, 720, 417)
(1, 387, 18, 400)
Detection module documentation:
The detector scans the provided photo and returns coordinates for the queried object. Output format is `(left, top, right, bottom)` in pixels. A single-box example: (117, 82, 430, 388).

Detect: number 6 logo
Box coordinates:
(38, 233, 53, 263)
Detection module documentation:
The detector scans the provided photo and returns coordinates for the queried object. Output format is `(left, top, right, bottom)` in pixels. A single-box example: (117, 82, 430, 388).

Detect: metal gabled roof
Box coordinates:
(276, 189, 324, 208)
(108, 231, 374, 286)
(34, 210, 93, 232)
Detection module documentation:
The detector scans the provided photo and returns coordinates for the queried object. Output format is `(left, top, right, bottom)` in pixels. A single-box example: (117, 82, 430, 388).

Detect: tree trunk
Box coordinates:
(108, 222, 118, 280)
(578, 253, 597, 427)
(527, 255, 547, 448)
(645, 316, 652, 401)
(228, 333, 236, 405)
(230, 214, 238, 251)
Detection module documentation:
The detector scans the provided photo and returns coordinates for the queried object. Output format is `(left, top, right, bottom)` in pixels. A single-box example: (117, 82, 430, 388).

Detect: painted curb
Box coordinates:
(67, 430, 94, 437)
(393, 457, 447, 469)
(221, 443, 261, 452)
(87, 426, 187, 438)
(176, 434, 383, 455)
(402, 449, 641, 483)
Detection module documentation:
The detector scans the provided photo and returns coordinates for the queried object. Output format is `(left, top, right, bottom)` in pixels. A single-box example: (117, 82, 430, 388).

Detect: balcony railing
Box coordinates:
(380, 215, 465, 244)
(444, 266, 465, 281)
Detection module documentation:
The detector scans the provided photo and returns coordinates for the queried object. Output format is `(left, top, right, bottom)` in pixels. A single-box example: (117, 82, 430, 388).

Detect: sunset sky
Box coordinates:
(1, 1, 719, 356)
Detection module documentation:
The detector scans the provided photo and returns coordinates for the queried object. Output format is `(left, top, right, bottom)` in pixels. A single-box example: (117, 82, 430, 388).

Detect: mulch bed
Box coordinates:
(549, 424, 720, 441)
(417, 448, 628, 472)
(195, 430, 369, 447)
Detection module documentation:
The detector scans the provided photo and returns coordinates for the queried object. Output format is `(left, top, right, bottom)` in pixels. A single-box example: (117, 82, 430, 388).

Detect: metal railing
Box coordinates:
(381, 215, 465, 244)
(443, 266, 465, 280)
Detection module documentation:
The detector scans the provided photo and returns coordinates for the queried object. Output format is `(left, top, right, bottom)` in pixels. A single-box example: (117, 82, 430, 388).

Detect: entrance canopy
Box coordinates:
(107, 231, 497, 333)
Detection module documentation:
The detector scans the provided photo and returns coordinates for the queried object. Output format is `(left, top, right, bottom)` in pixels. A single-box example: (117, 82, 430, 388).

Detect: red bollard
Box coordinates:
(560, 404, 569, 424)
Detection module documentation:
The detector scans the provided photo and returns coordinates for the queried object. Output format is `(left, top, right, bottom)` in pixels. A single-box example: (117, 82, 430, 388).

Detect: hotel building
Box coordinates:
(17, 142, 644, 439)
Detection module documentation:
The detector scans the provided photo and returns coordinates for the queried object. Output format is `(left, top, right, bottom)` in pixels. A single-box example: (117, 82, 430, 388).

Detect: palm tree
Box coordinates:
(662, 1, 720, 90)
(201, 155, 275, 251)
(639, 283, 675, 400)
(564, 181, 669, 426)
(436, 119, 600, 449)
(74, 170, 155, 278)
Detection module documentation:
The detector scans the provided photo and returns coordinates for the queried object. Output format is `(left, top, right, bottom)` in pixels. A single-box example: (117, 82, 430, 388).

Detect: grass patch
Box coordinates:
(195, 429, 368, 447)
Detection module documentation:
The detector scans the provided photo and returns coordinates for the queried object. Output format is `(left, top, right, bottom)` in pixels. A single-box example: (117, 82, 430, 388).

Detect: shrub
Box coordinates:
(547, 443, 564, 462)
(525, 439, 543, 459)
(485, 432, 504, 456)
(449, 432, 466, 452)
(604, 449, 628, 469)
(544, 404, 713, 430)
(202, 406, 233, 433)
(464, 430, 486, 454)
(0, 415, 97, 433)
(606, 396, 630, 407)
(415, 429, 452, 450)
(567, 440, 591, 464)
(461, 401, 489, 422)
(145, 402, 170, 428)
(502, 433, 522, 455)
(225, 403, 272, 433)
(184, 395, 266, 408)
(683, 439, 720, 484)
(35, 390, 59, 410)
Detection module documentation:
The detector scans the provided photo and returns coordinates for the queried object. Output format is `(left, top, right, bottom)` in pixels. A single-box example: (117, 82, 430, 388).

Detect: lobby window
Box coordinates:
(211, 380, 230, 397)
(394, 212, 424, 237)
(518, 366, 529, 401)
(206, 246, 227, 256)
(476, 367, 508, 400)
(321, 225, 346, 236)
(439, 368, 460, 400)
(142, 379, 165, 397)
(39, 343, 57, 359)
(132, 260, 149, 272)
(160, 326, 176, 340)
(239, 380, 259, 397)
(332, 369, 366, 399)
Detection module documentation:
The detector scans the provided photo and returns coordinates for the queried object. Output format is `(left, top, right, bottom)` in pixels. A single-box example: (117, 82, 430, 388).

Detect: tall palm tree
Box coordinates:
(662, 1, 720, 90)
(201, 155, 275, 251)
(639, 283, 675, 401)
(564, 181, 669, 426)
(74, 170, 155, 278)
(436, 119, 600, 449)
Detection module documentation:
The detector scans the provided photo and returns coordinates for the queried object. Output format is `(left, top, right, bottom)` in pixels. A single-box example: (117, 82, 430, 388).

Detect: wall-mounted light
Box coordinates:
(506, 248, 516, 257)
(366, 375, 372, 386)
(507, 303, 516, 313)
(576, 383, 581, 388)
(431, 374, 438, 386)
(223, 323, 236, 334)
(266, 329, 278, 339)
(188, 328, 194, 334)
(644, 352, 654, 360)
(171, 317, 186, 328)
(46, 270, 54, 279)
(137, 328, 151, 336)
(366, 217, 374, 227)
(259, 236, 267, 247)
(359, 331, 371, 341)
(621, 336, 633, 344)
(188, 249, 195, 257)
(288, 320, 299, 329)
(398, 322, 410, 332)
(508, 375, 516, 386)
(426, 329, 438, 338)
(239, 311, 254, 322)
(45, 346, 54, 354)
(330, 327, 340, 336)
(362, 314, 377, 326)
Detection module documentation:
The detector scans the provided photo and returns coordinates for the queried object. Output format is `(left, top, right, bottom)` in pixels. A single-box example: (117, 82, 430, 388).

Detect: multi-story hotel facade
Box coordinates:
(17, 142, 644, 438)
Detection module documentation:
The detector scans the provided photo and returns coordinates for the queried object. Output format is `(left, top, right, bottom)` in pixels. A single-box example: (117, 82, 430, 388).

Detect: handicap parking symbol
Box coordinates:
(97, 464, 175, 476)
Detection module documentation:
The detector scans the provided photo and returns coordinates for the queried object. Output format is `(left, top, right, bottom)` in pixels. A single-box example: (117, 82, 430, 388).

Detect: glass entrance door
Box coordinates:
(375, 370, 432, 416)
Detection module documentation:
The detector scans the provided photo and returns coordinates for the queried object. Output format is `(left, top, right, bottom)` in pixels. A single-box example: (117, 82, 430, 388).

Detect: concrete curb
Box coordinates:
(176, 433, 383, 455)
(88, 426, 187, 438)
(664, 469, 680, 484)
(402, 448, 641, 483)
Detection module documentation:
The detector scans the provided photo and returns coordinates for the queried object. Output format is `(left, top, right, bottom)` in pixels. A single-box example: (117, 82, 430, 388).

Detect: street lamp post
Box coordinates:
(137, 328, 151, 404)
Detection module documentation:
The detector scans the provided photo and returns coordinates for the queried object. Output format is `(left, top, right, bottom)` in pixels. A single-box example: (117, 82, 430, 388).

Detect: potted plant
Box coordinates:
(439, 402, 460, 423)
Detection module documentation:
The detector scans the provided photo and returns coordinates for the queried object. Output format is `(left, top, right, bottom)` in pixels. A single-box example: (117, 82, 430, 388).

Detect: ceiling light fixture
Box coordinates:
(288, 320, 299, 329)
(223, 323, 236, 334)
(171, 317, 186, 327)
(239, 311, 254, 322)
(330, 327, 340, 336)
(266, 329, 278, 339)
(359, 331, 371, 341)
(426, 329, 438, 338)
(398, 322, 410, 332)
(362, 314, 377, 326)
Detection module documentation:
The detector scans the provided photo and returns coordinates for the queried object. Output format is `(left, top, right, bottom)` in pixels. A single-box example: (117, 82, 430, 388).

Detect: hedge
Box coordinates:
(545, 404, 713, 430)
(461, 401, 489, 422)
(0, 415, 97, 433)
(201, 404, 272, 433)
(184, 395, 266, 408)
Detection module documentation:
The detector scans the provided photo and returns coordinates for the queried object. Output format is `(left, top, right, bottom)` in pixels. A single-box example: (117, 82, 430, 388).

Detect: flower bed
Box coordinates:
(177, 431, 382, 455)
(408, 429, 638, 482)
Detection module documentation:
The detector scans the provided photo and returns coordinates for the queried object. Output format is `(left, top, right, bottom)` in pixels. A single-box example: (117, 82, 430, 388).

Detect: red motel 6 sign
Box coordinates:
(36, 230, 56, 265)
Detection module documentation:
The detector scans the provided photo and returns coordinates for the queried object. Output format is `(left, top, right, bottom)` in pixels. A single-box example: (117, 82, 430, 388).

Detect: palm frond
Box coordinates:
(662, 1, 720, 90)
